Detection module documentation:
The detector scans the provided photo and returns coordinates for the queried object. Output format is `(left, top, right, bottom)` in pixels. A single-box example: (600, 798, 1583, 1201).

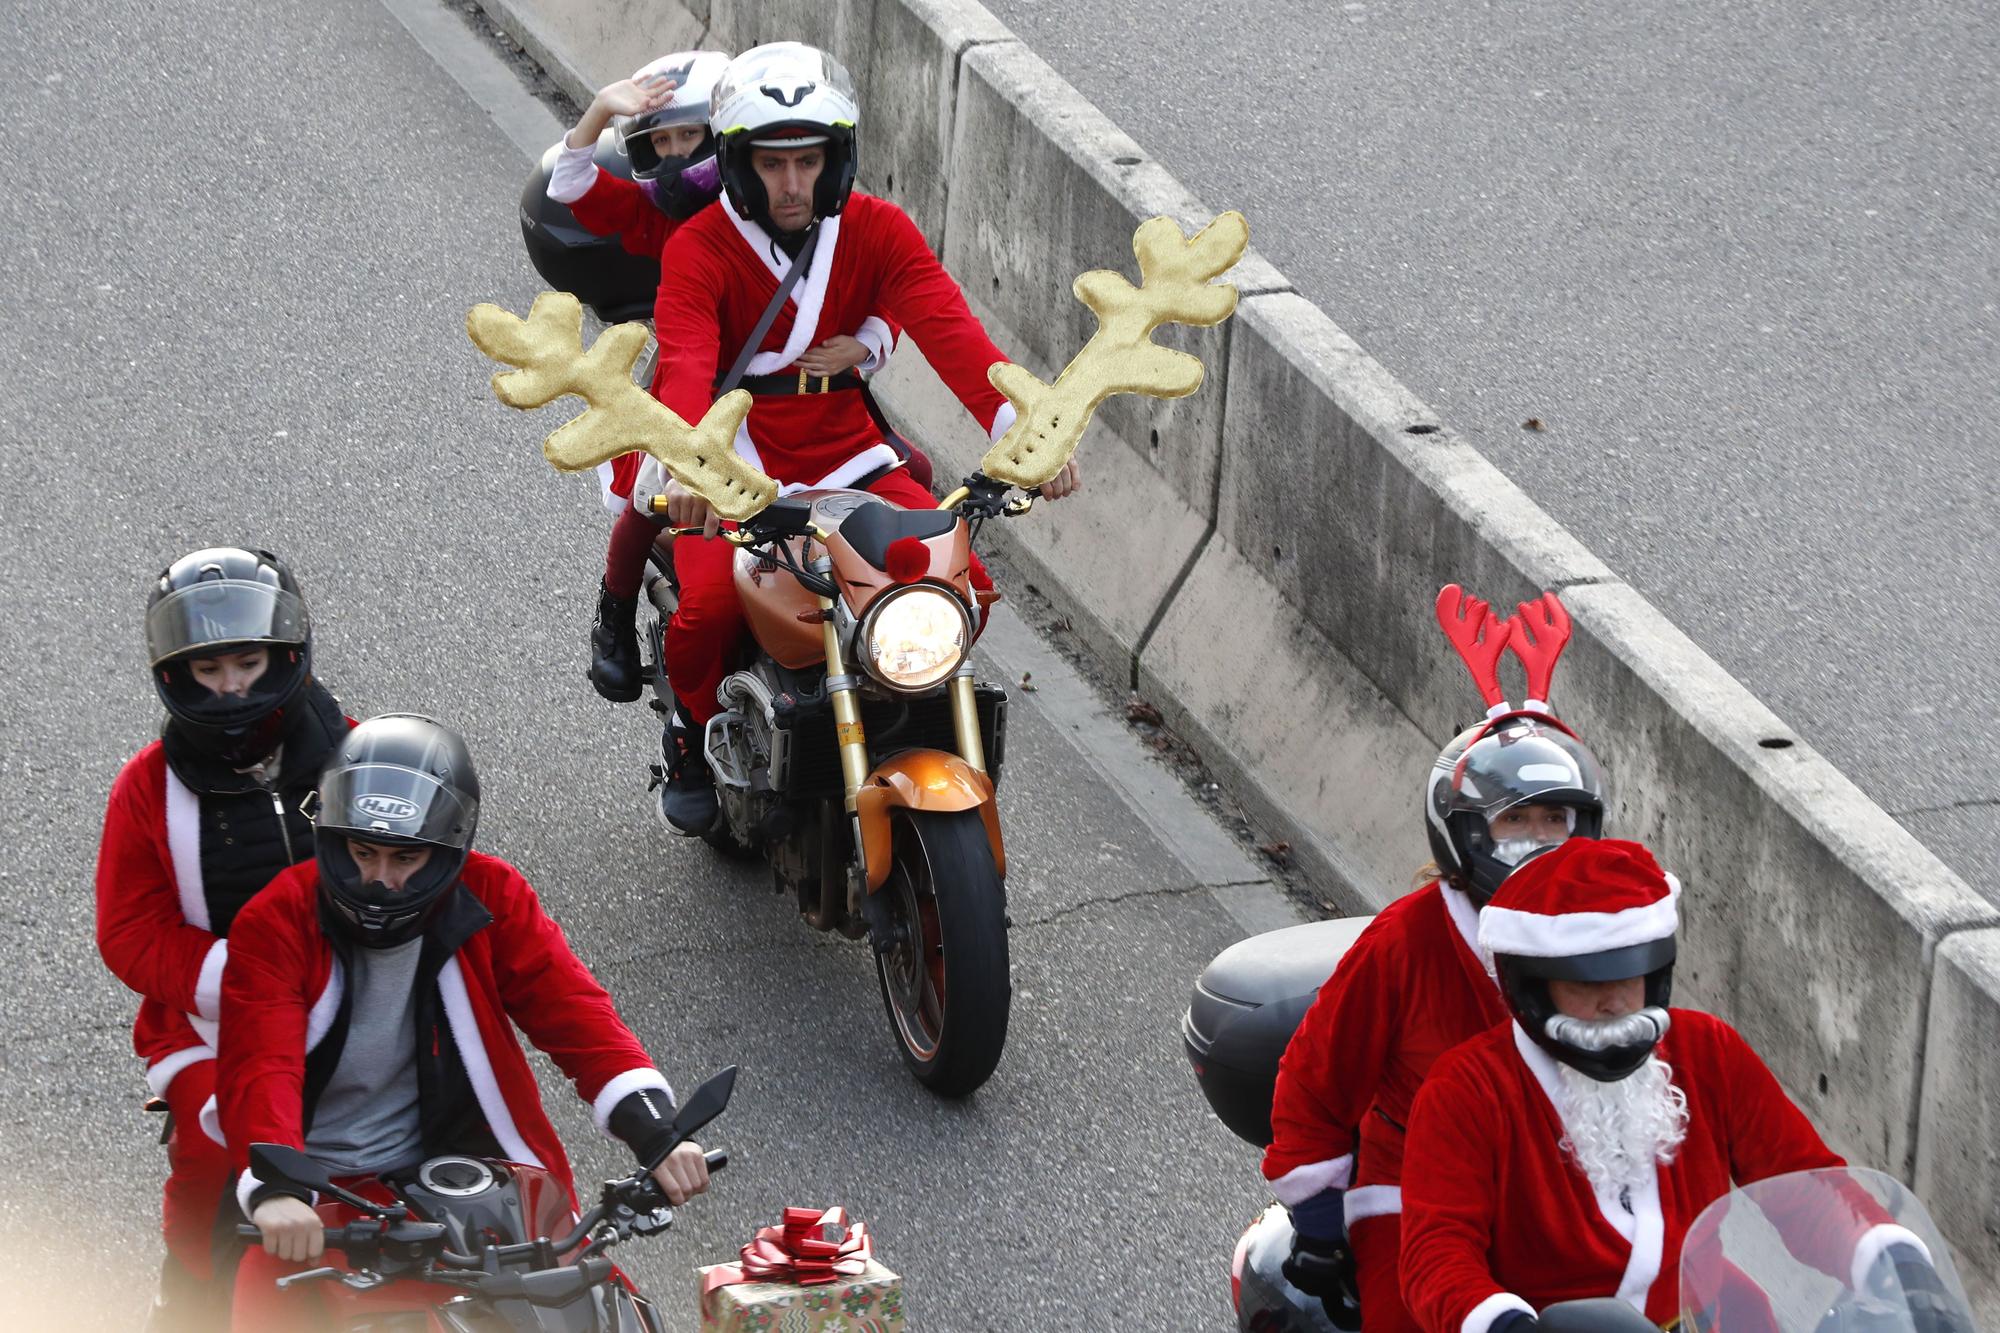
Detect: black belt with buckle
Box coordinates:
(727, 369, 865, 396)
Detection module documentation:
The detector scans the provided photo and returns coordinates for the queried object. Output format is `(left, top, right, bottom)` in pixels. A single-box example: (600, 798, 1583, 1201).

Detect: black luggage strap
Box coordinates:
(716, 223, 821, 397)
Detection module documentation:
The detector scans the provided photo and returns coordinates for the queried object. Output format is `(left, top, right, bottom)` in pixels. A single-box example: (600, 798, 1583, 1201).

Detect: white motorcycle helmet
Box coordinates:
(620, 49, 730, 179)
(709, 41, 860, 225)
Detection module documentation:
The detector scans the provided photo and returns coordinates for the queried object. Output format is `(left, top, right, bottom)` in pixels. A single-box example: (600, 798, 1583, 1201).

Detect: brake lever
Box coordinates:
(275, 1266, 342, 1290)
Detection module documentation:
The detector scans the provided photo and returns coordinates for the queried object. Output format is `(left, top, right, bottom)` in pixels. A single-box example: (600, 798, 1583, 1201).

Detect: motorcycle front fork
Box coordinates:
(814, 578, 988, 916)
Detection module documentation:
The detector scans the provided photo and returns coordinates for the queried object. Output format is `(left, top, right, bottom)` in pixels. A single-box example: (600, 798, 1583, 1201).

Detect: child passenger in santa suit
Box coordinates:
(1262, 590, 1607, 1332)
(221, 715, 710, 1331)
(543, 54, 901, 706)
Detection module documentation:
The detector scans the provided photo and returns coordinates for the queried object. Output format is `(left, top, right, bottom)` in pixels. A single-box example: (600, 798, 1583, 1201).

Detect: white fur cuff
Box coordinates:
(1269, 1154, 1355, 1206)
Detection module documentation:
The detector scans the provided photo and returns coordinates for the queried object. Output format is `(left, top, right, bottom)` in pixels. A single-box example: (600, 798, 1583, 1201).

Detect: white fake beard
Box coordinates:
(1551, 1055, 1691, 1199)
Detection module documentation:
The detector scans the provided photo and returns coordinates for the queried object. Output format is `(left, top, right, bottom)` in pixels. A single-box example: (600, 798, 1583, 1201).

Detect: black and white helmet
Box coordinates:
(1425, 715, 1607, 906)
(710, 42, 860, 225)
(313, 714, 481, 947)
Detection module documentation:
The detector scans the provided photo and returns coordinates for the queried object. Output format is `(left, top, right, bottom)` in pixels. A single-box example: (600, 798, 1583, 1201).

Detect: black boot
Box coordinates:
(589, 580, 643, 702)
(653, 711, 718, 835)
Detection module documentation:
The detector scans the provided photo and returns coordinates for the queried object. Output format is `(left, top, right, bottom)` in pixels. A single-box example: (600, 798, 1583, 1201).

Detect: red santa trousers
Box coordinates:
(162, 1059, 231, 1279)
(1352, 1212, 1420, 1332)
(665, 467, 992, 725)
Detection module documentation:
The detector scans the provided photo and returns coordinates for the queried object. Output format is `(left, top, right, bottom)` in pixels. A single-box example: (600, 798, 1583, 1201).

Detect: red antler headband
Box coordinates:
(1435, 584, 1512, 717)
(1434, 584, 1575, 721)
(1508, 591, 1572, 714)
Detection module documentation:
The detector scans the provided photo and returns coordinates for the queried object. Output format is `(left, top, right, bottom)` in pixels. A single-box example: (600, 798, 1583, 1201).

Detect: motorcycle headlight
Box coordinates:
(860, 586, 969, 691)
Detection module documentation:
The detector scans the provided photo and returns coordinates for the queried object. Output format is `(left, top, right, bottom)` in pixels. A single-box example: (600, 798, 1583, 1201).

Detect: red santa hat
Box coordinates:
(1478, 837, 1679, 960)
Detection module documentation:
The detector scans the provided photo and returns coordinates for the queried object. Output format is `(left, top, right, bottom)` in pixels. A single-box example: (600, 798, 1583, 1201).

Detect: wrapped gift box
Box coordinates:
(697, 1256, 905, 1332)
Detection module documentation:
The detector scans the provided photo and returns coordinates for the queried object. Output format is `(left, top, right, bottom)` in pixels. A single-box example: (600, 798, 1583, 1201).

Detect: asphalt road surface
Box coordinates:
(0, 0, 1291, 1325)
(983, 0, 2000, 891)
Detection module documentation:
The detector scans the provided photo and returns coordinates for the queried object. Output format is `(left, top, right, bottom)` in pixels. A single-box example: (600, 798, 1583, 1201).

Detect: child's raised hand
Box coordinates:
(594, 75, 679, 118)
(795, 335, 870, 377)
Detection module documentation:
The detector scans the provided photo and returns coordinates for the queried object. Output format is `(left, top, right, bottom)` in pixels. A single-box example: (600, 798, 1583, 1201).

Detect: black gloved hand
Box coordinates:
(1282, 1229, 1362, 1330)
(1489, 1313, 1540, 1333)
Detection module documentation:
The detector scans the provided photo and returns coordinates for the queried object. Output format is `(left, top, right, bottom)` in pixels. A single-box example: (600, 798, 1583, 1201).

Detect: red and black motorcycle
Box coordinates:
(236, 1067, 736, 1331)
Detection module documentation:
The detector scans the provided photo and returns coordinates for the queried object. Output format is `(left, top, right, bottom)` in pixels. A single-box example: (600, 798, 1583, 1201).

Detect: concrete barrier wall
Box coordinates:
(476, 0, 2000, 1303)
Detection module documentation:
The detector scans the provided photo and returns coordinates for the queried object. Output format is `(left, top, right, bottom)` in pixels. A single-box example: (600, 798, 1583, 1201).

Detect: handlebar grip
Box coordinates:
(236, 1224, 262, 1240)
(704, 1149, 729, 1173)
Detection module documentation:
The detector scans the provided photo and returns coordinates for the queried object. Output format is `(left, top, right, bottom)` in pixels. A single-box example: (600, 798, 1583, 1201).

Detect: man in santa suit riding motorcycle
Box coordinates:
(1398, 836, 1961, 1332)
(95, 547, 352, 1330)
(219, 715, 711, 1330)
(1263, 591, 1605, 1331)
(536, 49, 907, 703)
(644, 41, 1079, 834)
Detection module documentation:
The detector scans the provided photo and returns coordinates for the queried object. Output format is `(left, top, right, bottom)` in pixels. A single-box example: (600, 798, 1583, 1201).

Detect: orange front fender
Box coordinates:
(855, 751, 1005, 892)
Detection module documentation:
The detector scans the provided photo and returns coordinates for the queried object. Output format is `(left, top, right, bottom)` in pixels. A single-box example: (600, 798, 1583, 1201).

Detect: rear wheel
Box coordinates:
(873, 808, 1010, 1097)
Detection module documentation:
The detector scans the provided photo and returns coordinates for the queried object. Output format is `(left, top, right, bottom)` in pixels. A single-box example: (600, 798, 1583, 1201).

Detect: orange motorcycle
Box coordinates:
(470, 210, 1249, 1096)
(640, 478, 1029, 1095)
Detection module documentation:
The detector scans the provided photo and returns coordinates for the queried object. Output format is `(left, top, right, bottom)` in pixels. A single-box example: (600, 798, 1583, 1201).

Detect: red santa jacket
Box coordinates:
(1263, 882, 1505, 1222)
(652, 192, 1012, 492)
(567, 171, 674, 261)
(1397, 1011, 1894, 1332)
(96, 697, 350, 1109)
(217, 851, 674, 1219)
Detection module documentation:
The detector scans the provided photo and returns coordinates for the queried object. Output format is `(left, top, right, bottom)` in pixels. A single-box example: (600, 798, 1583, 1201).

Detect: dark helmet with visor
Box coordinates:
(313, 714, 480, 947)
(145, 547, 312, 766)
(1425, 714, 1606, 906)
(710, 43, 860, 228)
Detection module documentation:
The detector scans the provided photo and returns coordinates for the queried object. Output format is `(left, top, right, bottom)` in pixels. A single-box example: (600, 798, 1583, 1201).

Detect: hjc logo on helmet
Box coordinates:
(355, 794, 419, 821)
(759, 80, 815, 108)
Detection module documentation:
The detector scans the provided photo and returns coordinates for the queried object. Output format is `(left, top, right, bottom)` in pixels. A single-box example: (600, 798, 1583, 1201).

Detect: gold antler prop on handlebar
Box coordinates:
(981, 211, 1248, 490)
(466, 291, 778, 523)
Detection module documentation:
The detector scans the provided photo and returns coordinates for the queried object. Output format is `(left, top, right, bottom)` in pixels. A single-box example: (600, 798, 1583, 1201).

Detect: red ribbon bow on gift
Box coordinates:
(702, 1206, 874, 1298)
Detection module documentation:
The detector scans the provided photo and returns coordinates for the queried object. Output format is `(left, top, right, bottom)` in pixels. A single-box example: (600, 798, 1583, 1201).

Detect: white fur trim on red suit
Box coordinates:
(591, 1067, 676, 1136)
(1269, 1154, 1354, 1206)
(1461, 1291, 1537, 1333)
(1344, 1184, 1403, 1225)
(1508, 1024, 1665, 1311)
(1850, 1223, 1934, 1291)
(306, 967, 343, 1052)
(145, 1044, 215, 1099)
(596, 460, 626, 516)
(721, 207, 843, 375)
(987, 399, 1017, 444)
(1438, 883, 1495, 981)
(1479, 873, 1680, 959)
(855, 316, 894, 375)
(800, 444, 901, 495)
(194, 940, 228, 1021)
(437, 958, 542, 1168)
(164, 768, 209, 930)
(198, 1092, 224, 1148)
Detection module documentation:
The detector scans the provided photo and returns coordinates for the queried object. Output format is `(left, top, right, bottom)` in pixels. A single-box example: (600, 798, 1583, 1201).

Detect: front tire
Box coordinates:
(873, 808, 1011, 1097)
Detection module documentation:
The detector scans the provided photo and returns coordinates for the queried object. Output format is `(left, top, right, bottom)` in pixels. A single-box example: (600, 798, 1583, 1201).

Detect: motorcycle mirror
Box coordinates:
(250, 1143, 334, 1195)
(1537, 1299, 1658, 1332)
(248, 1143, 383, 1214)
(670, 1065, 738, 1139)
